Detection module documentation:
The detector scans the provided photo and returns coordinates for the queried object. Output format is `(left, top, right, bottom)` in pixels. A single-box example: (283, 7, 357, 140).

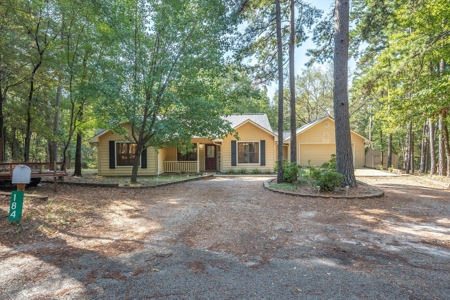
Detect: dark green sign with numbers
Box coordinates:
(8, 191, 24, 222)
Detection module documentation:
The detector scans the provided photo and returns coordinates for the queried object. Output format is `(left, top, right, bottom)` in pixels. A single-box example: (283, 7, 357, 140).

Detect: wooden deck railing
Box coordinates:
(163, 161, 198, 173)
(0, 162, 67, 179)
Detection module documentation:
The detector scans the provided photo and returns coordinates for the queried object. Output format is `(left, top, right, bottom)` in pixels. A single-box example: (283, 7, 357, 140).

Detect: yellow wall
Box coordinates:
(222, 122, 275, 172)
(295, 118, 366, 167)
(97, 125, 158, 176)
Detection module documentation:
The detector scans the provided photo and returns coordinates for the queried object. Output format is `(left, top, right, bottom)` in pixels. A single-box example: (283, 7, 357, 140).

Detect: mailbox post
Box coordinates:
(8, 165, 31, 222)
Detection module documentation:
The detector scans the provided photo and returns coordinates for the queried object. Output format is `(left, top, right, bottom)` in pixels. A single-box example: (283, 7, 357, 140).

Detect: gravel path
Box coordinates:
(1, 176, 449, 299)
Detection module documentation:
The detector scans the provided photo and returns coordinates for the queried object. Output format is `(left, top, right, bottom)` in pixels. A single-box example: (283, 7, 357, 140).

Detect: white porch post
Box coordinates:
(197, 152, 200, 173)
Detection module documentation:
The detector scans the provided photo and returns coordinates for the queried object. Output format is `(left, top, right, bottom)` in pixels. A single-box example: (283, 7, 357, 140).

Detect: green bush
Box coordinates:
(274, 160, 300, 183)
(236, 168, 248, 174)
(306, 165, 322, 181)
(320, 154, 337, 171)
(251, 168, 262, 174)
(313, 171, 344, 192)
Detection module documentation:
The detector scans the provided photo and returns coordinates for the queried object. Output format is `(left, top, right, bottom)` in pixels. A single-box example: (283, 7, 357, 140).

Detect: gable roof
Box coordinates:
(283, 116, 369, 143)
(225, 114, 273, 132)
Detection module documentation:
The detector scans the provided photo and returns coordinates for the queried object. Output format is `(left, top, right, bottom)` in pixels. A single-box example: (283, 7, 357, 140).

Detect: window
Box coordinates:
(116, 143, 137, 166)
(238, 142, 259, 164)
(177, 143, 197, 161)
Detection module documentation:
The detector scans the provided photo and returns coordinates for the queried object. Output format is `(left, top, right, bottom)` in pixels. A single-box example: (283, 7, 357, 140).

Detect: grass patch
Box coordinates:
(268, 181, 308, 191)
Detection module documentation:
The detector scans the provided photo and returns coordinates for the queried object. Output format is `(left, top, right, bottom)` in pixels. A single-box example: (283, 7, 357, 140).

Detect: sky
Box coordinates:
(266, 0, 355, 100)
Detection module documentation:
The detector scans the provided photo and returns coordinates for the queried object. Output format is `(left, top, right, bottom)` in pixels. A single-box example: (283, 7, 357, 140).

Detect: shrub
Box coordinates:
(313, 171, 344, 192)
(274, 160, 300, 183)
(236, 168, 248, 174)
(306, 165, 322, 181)
(321, 154, 337, 171)
(251, 168, 262, 174)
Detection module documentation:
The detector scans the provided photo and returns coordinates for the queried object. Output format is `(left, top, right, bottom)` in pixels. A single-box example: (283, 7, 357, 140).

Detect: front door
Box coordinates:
(205, 144, 216, 171)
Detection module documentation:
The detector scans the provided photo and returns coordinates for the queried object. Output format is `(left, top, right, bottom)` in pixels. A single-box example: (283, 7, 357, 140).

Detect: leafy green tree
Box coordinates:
(96, 0, 239, 183)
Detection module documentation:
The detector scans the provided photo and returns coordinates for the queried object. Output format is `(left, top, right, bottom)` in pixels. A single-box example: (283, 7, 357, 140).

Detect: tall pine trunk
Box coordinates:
(438, 113, 446, 176)
(405, 122, 412, 174)
(380, 130, 384, 168)
(429, 118, 436, 176)
(387, 133, 392, 169)
(333, 0, 356, 187)
(443, 112, 450, 178)
(411, 131, 414, 173)
(419, 121, 428, 174)
(275, 0, 284, 183)
(289, 0, 297, 165)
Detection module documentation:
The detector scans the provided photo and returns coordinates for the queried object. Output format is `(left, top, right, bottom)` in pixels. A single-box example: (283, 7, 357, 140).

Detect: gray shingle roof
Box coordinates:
(225, 114, 273, 133)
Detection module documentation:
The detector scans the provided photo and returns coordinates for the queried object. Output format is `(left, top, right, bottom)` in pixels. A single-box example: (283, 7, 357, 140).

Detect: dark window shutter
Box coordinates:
(109, 141, 115, 169)
(141, 147, 147, 168)
(231, 140, 237, 166)
(260, 140, 266, 166)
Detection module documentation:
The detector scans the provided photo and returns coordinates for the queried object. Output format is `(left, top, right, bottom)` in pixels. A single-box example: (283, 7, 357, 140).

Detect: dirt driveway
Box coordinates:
(1, 176, 449, 299)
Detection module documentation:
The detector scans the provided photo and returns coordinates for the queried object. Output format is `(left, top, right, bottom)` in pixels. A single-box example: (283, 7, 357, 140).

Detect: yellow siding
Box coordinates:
(222, 122, 275, 172)
(97, 126, 157, 176)
(299, 144, 336, 166)
(295, 118, 366, 167)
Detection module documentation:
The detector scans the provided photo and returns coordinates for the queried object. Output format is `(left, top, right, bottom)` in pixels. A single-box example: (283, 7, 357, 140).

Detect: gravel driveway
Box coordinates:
(1, 176, 449, 299)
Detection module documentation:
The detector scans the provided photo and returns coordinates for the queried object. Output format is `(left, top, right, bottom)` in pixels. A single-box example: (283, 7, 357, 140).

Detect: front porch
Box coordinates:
(159, 139, 222, 173)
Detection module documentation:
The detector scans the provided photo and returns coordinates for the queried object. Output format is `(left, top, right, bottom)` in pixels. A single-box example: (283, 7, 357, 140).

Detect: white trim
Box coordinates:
(236, 141, 261, 165)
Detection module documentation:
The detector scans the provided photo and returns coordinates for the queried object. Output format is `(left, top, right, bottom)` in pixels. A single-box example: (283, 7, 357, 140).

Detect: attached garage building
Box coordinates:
(284, 116, 369, 168)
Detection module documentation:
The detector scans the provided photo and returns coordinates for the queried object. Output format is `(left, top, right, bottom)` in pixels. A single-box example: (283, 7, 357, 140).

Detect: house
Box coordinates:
(88, 114, 369, 176)
(88, 114, 277, 175)
(281, 116, 369, 167)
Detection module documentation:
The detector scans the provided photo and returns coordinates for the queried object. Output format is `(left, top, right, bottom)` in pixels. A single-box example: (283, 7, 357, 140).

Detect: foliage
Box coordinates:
(251, 168, 263, 174)
(313, 171, 344, 192)
(304, 155, 343, 191)
(236, 168, 249, 174)
(274, 160, 299, 183)
(320, 154, 337, 171)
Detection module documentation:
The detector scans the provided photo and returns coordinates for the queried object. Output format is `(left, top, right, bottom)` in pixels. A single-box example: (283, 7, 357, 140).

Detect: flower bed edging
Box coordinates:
(263, 179, 384, 199)
(41, 174, 214, 189)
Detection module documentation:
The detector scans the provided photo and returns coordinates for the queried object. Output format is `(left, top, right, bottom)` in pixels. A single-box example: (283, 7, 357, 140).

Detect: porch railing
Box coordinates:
(164, 161, 198, 173)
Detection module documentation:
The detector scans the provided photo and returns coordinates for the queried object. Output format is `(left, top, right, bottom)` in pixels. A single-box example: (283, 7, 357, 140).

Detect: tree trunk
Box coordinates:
(411, 130, 414, 173)
(405, 122, 412, 174)
(275, 0, 284, 183)
(49, 70, 62, 165)
(442, 112, 450, 178)
(0, 92, 5, 162)
(419, 121, 428, 174)
(429, 118, 436, 176)
(380, 130, 383, 168)
(387, 133, 392, 169)
(333, 0, 356, 187)
(73, 132, 83, 176)
(438, 113, 446, 176)
(130, 143, 145, 183)
(289, 0, 296, 166)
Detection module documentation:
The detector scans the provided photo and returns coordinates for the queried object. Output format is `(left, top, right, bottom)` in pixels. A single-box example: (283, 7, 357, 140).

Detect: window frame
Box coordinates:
(237, 141, 260, 165)
(177, 143, 198, 161)
(115, 142, 139, 167)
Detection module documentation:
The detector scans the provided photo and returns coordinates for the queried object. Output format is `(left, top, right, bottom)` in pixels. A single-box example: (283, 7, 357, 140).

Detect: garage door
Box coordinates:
(299, 144, 336, 167)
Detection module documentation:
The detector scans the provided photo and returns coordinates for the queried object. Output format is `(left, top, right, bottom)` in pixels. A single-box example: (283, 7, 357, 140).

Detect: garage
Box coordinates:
(299, 144, 336, 167)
